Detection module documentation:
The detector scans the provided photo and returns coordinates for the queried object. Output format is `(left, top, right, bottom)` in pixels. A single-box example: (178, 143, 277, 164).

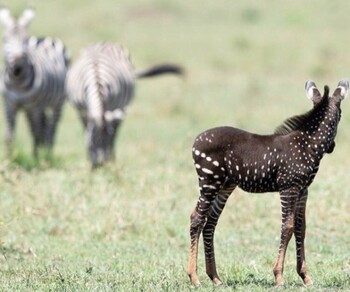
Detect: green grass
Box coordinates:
(1, 0, 350, 290)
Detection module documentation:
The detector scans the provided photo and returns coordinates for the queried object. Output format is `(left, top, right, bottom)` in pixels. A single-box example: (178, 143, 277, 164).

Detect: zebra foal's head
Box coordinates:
(0, 7, 35, 78)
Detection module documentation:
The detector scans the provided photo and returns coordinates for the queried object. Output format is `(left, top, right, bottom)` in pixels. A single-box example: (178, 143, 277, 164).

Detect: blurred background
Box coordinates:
(0, 1, 349, 290)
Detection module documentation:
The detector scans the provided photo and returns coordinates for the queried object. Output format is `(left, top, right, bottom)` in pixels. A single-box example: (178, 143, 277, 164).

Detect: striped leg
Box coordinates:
(4, 101, 17, 156)
(104, 120, 121, 162)
(203, 183, 236, 285)
(78, 111, 88, 129)
(44, 105, 63, 155)
(26, 110, 43, 158)
(39, 112, 47, 145)
(187, 177, 223, 286)
(273, 187, 298, 287)
(294, 188, 313, 286)
(87, 119, 105, 168)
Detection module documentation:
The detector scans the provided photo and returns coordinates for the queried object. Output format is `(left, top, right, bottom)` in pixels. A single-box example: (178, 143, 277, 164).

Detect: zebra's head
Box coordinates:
(0, 7, 35, 78)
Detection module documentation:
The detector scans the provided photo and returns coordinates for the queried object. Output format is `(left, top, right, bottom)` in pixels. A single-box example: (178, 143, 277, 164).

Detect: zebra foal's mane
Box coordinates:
(274, 86, 329, 135)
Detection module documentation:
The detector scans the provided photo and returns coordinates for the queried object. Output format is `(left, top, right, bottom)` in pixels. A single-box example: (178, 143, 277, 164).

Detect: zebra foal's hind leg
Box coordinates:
(188, 193, 216, 286)
(203, 182, 236, 285)
(187, 174, 227, 286)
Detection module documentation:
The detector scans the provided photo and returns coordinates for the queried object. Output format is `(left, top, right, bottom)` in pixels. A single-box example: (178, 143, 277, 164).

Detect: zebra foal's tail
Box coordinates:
(136, 64, 184, 78)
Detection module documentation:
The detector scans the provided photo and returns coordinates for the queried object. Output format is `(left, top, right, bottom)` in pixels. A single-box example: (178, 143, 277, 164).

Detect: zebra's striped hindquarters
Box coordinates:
(66, 43, 135, 168)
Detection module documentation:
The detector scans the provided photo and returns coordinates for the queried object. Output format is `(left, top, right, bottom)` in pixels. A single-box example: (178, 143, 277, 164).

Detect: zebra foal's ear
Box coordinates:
(305, 80, 322, 103)
(18, 7, 35, 27)
(0, 7, 14, 27)
(332, 79, 349, 100)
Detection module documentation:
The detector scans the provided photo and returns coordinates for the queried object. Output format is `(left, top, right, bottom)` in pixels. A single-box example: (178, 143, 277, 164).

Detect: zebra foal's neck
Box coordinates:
(274, 83, 342, 158)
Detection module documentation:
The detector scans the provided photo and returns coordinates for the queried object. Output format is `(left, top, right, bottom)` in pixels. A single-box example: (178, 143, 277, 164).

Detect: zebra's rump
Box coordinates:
(66, 42, 135, 114)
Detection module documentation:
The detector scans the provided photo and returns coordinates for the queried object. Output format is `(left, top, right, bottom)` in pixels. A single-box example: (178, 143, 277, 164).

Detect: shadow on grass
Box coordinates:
(225, 275, 332, 290)
(7, 150, 64, 171)
(225, 273, 273, 289)
(0, 243, 36, 263)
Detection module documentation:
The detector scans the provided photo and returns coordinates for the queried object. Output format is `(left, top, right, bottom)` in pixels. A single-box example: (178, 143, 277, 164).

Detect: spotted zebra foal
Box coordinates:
(0, 7, 69, 158)
(187, 80, 348, 287)
(66, 42, 182, 168)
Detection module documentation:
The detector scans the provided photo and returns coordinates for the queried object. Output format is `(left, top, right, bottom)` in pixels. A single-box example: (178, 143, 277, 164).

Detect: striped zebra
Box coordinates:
(0, 7, 69, 158)
(66, 42, 182, 168)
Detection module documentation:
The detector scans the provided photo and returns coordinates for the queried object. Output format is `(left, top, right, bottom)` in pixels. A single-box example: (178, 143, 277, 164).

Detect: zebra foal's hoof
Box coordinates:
(303, 276, 313, 286)
(191, 280, 201, 287)
(274, 282, 285, 289)
(212, 278, 223, 286)
(188, 275, 201, 287)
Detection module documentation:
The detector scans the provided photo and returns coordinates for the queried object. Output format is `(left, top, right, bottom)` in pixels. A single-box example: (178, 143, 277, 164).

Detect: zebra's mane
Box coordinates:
(274, 86, 329, 135)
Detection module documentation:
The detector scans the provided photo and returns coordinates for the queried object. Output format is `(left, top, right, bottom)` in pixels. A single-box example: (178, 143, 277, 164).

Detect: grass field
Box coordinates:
(0, 0, 350, 291)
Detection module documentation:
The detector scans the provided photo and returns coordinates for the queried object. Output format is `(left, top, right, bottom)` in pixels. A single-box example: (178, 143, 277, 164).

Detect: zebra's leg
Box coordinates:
(45, 105, 63, 156)
(26, 110, 42, 158)
(79, 111, 88, 129)
(273, 187, 299, 287)
(87, 119, 105, 168)
(105, 119, 121, 162)
(4, 101, 17, 156)
(187, 176, 223, 286)
(294, 188, 313, 286)
(38, 110, 46, 143)
(203, 182, 236, 285)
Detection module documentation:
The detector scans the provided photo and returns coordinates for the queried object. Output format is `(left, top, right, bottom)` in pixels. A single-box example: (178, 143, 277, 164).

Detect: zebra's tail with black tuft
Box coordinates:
(136, 64, 184, 78)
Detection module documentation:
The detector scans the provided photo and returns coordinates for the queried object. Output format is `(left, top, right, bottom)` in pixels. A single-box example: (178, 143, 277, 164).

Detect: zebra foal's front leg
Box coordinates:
(203, 182, 235, 285)
(294, 189, 313, 286)
(273, 187, 299, 287)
